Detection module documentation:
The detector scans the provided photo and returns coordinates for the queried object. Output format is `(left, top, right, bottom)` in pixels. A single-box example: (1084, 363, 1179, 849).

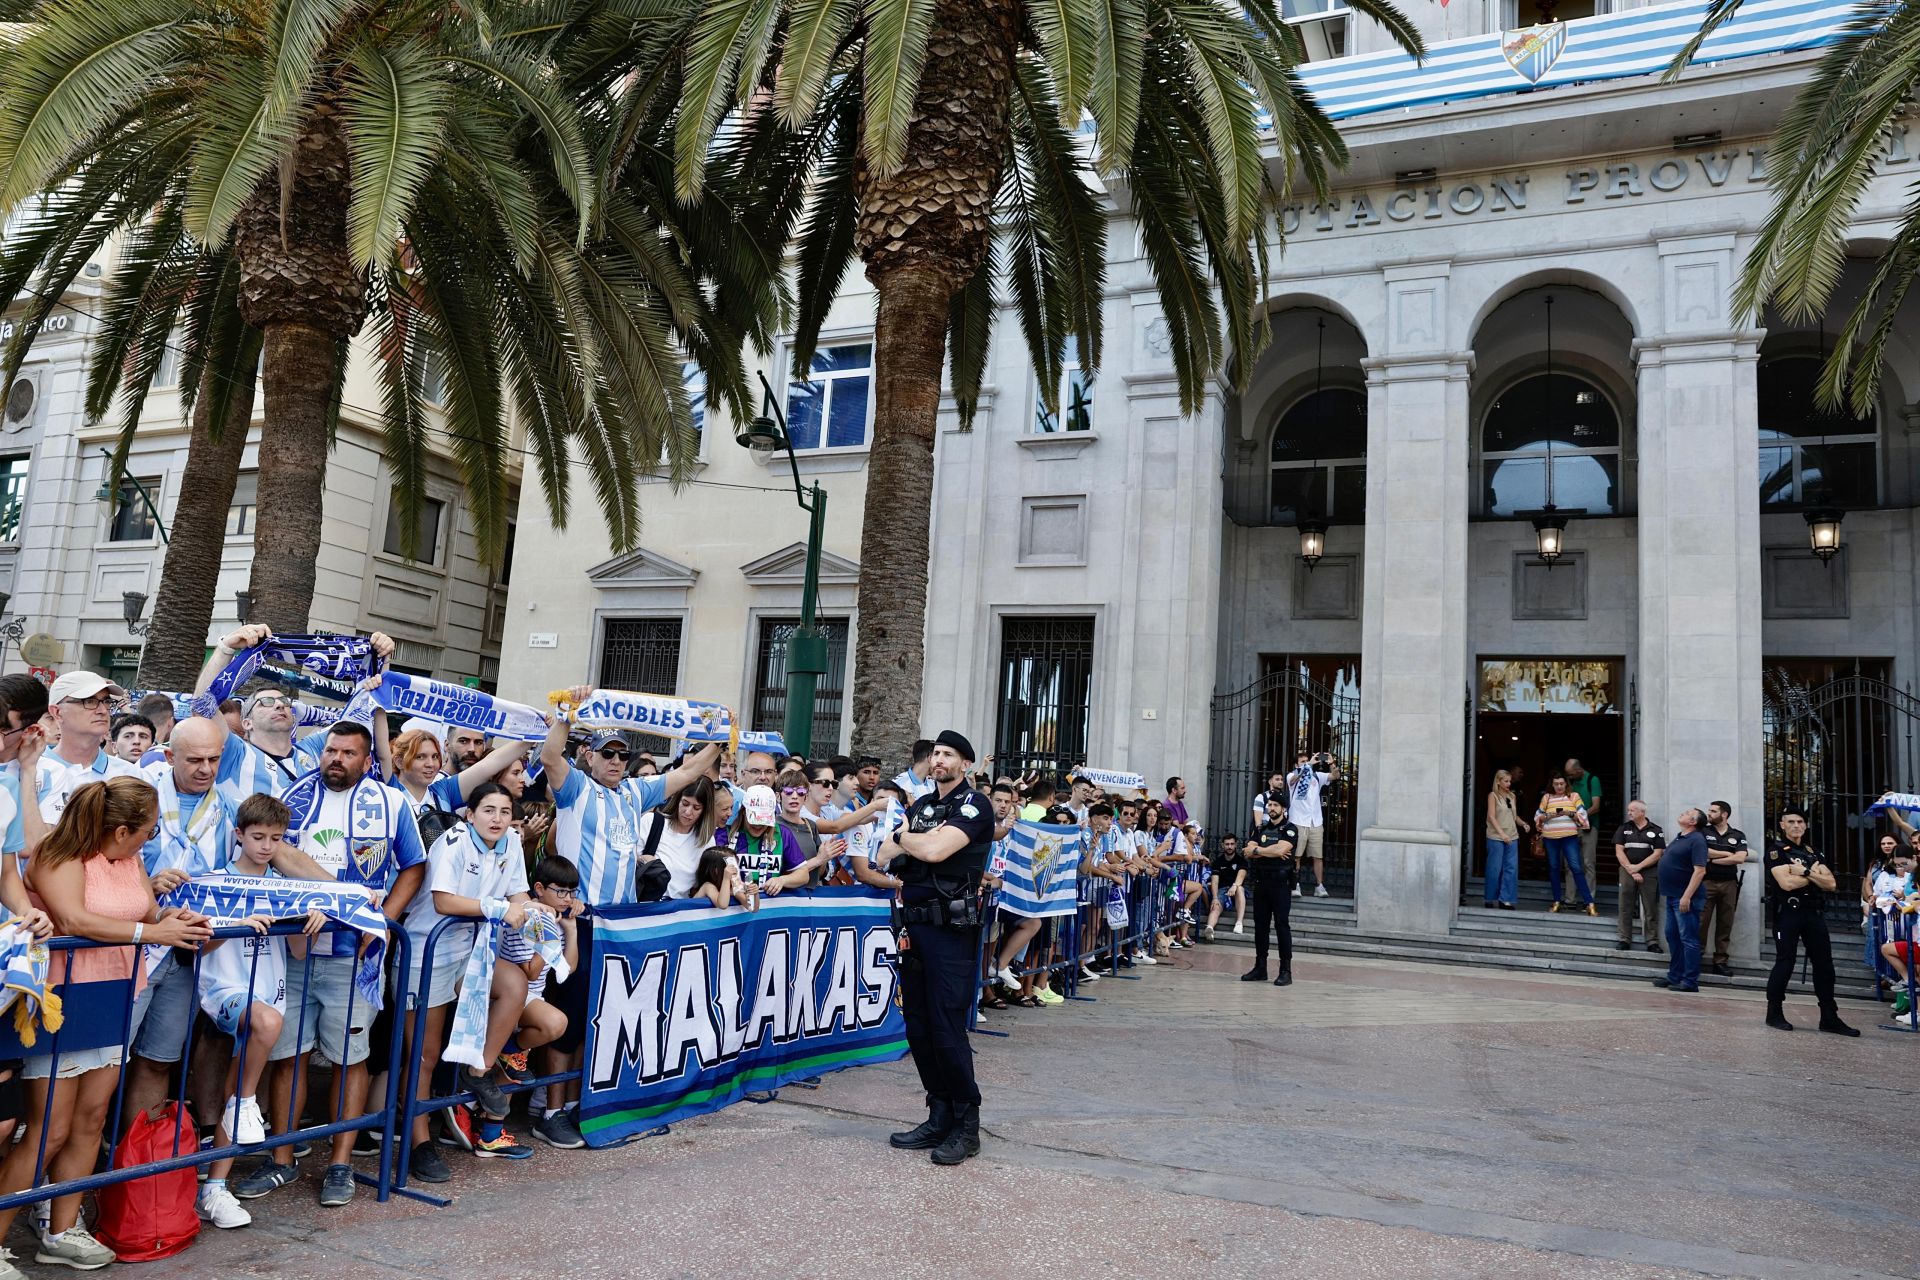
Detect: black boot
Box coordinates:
(889, 1098, 954, 1150)
(1273, 968, 1293, 987)
(1818, 1012, 1860, 1037)
(1765, 1006, 1794, 1031)
(930, 1103, 980, 1165)
(1240, 965, 1268, 982)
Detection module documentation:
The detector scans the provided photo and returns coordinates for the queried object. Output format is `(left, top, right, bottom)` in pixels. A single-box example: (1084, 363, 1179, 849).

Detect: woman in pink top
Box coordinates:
(0, 777, 211, 1275)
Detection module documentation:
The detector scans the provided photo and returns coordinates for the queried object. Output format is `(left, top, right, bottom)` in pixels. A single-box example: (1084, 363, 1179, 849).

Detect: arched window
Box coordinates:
(1481, 373, 1621, 517)
(1758, 355, 1877, 508)
(1270, 388, 1366, 524)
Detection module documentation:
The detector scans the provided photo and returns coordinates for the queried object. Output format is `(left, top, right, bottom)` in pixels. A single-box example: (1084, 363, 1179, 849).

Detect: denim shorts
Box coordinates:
(130, 953, 198, 1064)
(270, 955, 372, 1067)
(24, 1043, 124, 1080)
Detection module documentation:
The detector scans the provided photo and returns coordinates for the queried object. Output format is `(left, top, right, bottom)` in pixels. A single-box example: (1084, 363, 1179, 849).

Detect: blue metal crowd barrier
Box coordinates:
(0, 920, 412, 1215)
(1880, 908, 1920, 1035)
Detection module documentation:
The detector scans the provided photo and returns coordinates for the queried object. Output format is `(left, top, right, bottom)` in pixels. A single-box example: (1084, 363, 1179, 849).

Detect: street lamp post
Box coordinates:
(736, 371, 828, 759)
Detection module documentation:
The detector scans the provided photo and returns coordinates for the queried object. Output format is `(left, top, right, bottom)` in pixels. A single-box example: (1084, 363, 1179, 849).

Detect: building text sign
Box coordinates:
(1478, 659, 1620, 715)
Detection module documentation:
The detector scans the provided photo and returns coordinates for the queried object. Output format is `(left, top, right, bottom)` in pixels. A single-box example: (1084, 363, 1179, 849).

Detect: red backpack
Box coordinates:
(94, 1103, 200, 1261)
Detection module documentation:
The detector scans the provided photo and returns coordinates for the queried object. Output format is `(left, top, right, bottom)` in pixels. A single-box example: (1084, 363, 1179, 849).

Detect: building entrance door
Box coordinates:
(1470, 658, 1626, 903)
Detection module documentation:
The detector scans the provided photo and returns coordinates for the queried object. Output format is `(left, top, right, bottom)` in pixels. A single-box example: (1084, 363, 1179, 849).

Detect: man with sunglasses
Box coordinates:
(35, 671, 143, 824)
(241, 686, 320, 783)
(533, 687, 724, 1149)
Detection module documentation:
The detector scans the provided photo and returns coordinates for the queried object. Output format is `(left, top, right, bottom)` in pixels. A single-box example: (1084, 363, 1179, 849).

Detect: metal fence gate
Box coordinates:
(993, 616, 1096, 784)
(1763, 672, 1920, 927)
(1206, 666, 1360, 890)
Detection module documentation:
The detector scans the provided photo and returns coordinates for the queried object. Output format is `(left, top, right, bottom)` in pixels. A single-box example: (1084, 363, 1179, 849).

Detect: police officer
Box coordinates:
(1763, 808, 1858, 1036)
(1241, 796, 1298, 987)
(874, 730, 995, 1164)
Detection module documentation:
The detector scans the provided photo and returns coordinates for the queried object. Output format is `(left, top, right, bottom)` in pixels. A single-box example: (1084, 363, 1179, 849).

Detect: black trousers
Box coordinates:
(1766, 903, 1838, 1016)
(1250, 863, 1294, 971)
(901, 918, 981, 1107)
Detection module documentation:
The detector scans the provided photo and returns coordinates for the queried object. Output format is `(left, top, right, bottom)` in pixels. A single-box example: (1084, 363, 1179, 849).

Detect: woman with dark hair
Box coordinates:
(638, 775, 720, 900)
(0, 777, 212, 1272)
(397, 781, 532, 1176)
(775, 768, 843, 888)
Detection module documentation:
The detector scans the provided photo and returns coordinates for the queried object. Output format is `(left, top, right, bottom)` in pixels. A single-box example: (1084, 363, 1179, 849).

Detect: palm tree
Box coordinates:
(675, 0, 1420, 758)
(1670, 2, 1911, 411)
(0, 1, 758, 637)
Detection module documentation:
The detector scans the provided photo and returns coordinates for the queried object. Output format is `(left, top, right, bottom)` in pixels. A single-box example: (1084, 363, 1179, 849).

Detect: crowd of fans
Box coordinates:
(0, 624, 1262, 1276)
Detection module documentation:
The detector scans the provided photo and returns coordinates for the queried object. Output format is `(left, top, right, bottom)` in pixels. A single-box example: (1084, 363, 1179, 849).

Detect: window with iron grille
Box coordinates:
(994, 616, 1095, 784)
(598, 618, 683, 753)
(751, 618, 850, 753)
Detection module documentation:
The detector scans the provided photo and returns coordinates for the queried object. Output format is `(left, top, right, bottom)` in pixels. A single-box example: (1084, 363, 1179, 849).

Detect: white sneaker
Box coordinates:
(231, 1096, 266, 1146)
(1292, 885, 1303, 897)
(36, 1226, 115, 1270)
(1314, 885, 1330, 898)
(1233, 922, 1245, 935)
(1079, 965, 1101, 981)
(196, 1184, 252, 1230)
(0, 1245, 26, 1280)
(1138, 954, 1157, 965)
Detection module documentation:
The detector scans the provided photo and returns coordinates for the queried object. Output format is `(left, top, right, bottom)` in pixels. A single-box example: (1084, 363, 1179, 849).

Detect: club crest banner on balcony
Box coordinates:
(578, 890, 906, 1145)
(1294, 0, 1854, 121)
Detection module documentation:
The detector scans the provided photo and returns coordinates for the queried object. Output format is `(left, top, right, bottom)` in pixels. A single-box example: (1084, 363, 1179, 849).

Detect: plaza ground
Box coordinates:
(133, 949, 1912, 1280)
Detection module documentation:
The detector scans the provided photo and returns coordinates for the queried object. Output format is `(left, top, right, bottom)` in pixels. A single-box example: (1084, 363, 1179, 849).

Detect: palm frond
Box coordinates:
(772, 0, 858, 128)
(342, 38, 450, 270)
(858, 0, 937, 177)
(673, 0, 781, 198)
(1083, 0, 1145, 174)
(0, 0, 191, 209)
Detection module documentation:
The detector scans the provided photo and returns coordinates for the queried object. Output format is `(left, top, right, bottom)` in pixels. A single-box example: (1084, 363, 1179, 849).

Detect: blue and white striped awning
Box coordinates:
(1298, 0, 1865, 121)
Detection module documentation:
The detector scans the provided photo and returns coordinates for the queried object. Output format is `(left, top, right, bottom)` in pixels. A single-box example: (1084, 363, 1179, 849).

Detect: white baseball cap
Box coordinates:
(743, 785, 777, 826)
(48, 671, 126, 704)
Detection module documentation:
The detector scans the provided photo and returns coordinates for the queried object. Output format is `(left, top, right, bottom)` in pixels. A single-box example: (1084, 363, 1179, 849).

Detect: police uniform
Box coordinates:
(1243, 817, 1299, 985)
(886, 741, 995, 1162)
(1699, 822, 1749, 970)
(1763, 837, 1856, 1034)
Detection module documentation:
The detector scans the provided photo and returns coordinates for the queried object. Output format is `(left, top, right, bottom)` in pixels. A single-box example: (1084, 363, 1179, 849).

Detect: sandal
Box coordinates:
(1013, 995, 1042, 1008)
(980, 991, 1009, 1010)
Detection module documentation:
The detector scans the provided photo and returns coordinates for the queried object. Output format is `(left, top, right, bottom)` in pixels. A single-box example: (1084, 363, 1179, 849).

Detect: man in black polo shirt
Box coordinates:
(1242, 797, 1299, 987)
(874, 730, 995, 1165)
(1612, 799, 1665, 952)
(1698, 800, 1749, 976)
(1763, 809, 1857, 1036)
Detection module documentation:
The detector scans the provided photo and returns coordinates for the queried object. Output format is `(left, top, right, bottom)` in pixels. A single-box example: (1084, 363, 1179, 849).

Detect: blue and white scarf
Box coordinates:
(0, 917, 59, 1046)
(146, 765, 232, 878)
(554, 688, 736, 744)
(738, 731, 787, 757)
(1872, 792, 1920, 815)
(193, 635, 375, 718)
(161, 873, 390, 1011)
(372, 673, 548, 743)
(444, 907, 568, 1073)
(1073, 767, 1146, 792)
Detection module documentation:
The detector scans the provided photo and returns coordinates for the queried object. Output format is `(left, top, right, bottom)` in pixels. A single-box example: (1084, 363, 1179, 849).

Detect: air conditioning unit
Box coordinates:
(2, 368, 39, 433)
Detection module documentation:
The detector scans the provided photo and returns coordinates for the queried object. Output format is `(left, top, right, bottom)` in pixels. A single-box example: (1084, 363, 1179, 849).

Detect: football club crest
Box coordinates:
(349, 837, 389, 878)
(1030, 835, 1061, 899)
(1502, 22, 1567, 84)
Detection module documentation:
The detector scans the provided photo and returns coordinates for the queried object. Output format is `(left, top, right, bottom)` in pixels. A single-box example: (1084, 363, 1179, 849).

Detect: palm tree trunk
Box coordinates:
(135, 366, 255, 691)
(848, 0, 1018, 759)
(248, 322, 337, 633)
(850, 262, 951, 757)
(232, 102, 368, 634)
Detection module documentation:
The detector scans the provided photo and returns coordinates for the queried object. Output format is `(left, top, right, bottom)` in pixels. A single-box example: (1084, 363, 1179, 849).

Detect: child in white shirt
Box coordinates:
(196, 795, 324, 1230)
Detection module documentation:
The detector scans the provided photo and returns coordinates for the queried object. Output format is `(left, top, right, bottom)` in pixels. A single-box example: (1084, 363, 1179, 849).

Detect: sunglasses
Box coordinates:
(597, 748, 631, 761)
(780, 786, 809, 797)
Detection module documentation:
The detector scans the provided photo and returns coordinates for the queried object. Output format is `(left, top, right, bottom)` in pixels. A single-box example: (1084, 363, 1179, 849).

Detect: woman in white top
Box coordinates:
(639, 776, 720, 899)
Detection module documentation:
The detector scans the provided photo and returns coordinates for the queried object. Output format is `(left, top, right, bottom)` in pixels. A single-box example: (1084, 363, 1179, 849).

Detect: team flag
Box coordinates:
(995, 820, 1083, 920)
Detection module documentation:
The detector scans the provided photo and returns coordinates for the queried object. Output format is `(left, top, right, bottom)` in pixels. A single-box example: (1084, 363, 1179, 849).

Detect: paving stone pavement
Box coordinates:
(84, 947, 1918, 1280)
